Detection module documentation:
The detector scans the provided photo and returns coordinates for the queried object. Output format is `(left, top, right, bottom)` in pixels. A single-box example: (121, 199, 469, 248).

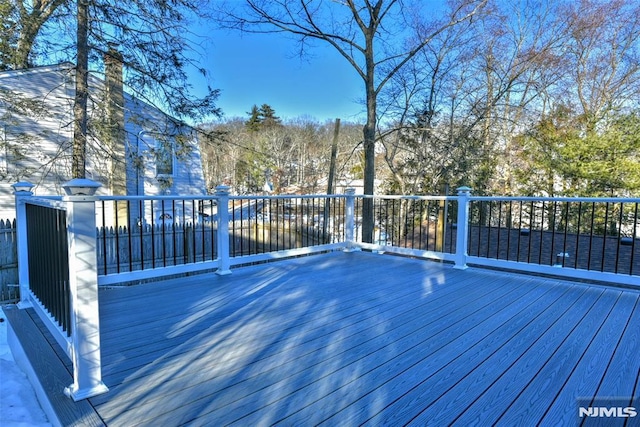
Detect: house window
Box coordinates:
(155, 140, 174, 176)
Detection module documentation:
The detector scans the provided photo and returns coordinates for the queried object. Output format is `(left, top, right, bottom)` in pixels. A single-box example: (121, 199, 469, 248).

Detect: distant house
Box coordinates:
(0, 54, 206, 223)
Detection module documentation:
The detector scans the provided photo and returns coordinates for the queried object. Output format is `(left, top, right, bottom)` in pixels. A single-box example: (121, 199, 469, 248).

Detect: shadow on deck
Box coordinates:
(7, 251, 640, 425)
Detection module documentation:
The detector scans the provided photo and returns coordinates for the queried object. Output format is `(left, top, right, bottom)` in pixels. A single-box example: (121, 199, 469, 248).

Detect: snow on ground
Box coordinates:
(0, 306, 52, 427)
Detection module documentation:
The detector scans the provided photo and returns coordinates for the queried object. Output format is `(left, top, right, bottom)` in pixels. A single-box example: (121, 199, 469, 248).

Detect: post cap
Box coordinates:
(215, 185, 231, 195)
(12, 181, 35, 194)
(62, 178, 102, 196)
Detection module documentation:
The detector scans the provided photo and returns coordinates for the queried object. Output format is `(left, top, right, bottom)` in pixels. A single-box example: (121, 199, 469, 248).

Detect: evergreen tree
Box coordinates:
(244, 103, 281, 131)
(0, 3, 17, 70)
(245, 105, 261, 132)
(258, 104, 281, 128)
(516, 108, 640, 197)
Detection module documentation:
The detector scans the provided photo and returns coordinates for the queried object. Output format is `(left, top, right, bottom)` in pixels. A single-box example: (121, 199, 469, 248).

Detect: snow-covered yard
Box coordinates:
(0, 307, 51, 427)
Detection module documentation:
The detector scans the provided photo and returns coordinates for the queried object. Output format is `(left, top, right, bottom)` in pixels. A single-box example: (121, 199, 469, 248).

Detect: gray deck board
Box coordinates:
(476, 288, 626, 426)
(429, 287, 612, 426)
(175, 275, 520, 426)
(538, 293, 640, 425)
(330, 278, 572, 426)
(248, 277, 546, 427)
(80, 251, 640, 426)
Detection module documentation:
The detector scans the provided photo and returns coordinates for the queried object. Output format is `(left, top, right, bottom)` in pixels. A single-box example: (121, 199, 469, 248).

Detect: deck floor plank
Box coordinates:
(245, 276, 551, 427)
(440, 290, 619, 424)
(95, 259, 506, 425)
(539, 292, 640, 425)
(268, 277, 550, 426)
(387, 284, 603, 425)
(334, 278, 574, 426)
(495, 290, 636, 426)
(98, 261, 469, 369)
(93, 259, 486, 406)
(97, 255, 454, 357)
(72, 251, 640, 426)
(360, 278, 588, 426)
(161, 272, 526, 426)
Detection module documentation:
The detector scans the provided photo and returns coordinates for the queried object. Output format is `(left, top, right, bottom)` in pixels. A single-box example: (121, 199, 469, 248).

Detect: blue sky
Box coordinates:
(198, 30, 366, 123)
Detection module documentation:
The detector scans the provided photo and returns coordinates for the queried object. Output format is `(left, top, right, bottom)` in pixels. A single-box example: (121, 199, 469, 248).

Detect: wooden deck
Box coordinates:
(18, 251, 640, 425)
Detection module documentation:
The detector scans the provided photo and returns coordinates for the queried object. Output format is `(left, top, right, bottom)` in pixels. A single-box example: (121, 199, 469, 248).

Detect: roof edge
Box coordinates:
(0, 62, 75, 78)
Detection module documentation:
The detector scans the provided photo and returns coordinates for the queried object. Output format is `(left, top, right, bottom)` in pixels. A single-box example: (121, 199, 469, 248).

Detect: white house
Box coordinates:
(0, 55, 207, 223)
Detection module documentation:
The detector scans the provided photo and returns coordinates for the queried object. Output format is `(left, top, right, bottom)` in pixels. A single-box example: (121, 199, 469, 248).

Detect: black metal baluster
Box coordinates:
(562, 201, 569, 267)
(550, 201, 557, 266)
(114, 200, 121, 273)
(100, 200, 108, 275)
(587, 203, 596, 271)
(575, 202, 582, 269)
(631, 203, 638, 275)
(601, 202, 609, 272)
(496, 200, 502, 259)
(126, 200, 133, 272)
(538, 201, 545, 265)
(615, 202, 624, 274)
(559, 201, 567, 266)
(139, 200, 144, 270)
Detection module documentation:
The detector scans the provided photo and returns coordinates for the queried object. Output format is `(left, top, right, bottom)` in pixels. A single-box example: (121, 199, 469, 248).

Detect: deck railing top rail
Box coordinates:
(94, 193, 350, 202)
(229, 194, 347, 201)
(470, 195, 640, 203)
(22, 195, 64, 206)
(363, 194, 451, 201)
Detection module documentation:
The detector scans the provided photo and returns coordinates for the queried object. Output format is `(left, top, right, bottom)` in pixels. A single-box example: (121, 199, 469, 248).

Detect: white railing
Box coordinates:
(94, 187, 349, 285)
(356, 189, 639, 286)
(13, 180, 108, 402)
(91, 185, 638, 286)
(10, 181, 640, 401)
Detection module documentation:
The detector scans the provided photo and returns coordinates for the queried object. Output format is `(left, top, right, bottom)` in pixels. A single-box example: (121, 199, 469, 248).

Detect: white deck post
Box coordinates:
(343, 188, 360, 252)
(454, 186, 472, 270)
(12, 182, 35, 308)
(61, 179, 109, 401)
(215, 185, 232, 275)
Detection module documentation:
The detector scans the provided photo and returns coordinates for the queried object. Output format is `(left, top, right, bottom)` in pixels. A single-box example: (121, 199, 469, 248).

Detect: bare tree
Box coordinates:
(513, 0, 640, 197)
(378, 0, 573, 195)
(72, 0, 89, 178)
(214, 0, 486, 241)
(559, 0, 640, 134)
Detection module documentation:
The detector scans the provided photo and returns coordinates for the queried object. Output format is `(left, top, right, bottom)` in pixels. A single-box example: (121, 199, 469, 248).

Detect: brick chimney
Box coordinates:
(104, 45, 124, 117)
(104, 45, 127, 221)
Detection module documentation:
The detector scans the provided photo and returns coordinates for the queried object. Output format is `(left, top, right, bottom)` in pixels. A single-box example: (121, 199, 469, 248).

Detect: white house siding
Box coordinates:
(0, 63, 207, 223)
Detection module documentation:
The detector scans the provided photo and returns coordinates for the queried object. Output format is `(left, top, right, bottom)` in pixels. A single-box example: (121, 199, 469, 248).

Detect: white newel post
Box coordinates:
(61, 179, 109, 401)
(12, 182, 35, 308)
(454, 186, 472, 270)
(215, 185, 232, 275)
(343, 188, 360, 252)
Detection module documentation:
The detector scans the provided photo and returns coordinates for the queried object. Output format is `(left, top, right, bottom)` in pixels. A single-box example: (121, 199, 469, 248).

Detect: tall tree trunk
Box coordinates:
(362, 119, 376, 243)
(72, 0, 89, 178)
(13, 21, 38, 68)
(361, 25, 377, 244)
